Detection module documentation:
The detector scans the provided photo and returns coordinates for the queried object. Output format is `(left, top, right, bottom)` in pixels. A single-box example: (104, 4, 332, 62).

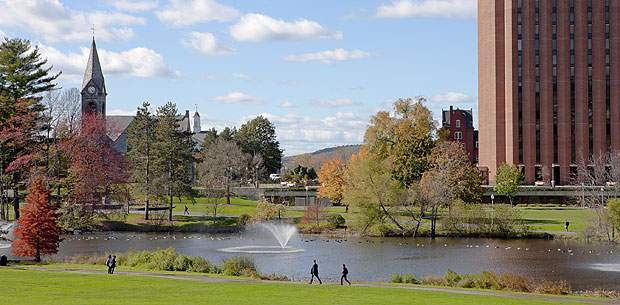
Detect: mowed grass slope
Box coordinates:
(0, 268, 592, 305)
(517, 206, 596, 232)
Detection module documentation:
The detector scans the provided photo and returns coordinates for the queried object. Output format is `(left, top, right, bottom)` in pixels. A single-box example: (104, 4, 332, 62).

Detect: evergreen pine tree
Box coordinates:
(152, 102, 196, 221)
(126, 102, 156, 220)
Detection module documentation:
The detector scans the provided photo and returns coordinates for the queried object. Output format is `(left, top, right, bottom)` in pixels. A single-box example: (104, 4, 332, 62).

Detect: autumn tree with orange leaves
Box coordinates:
(11, 177, 61, 262)
(317, 158, 346, 211)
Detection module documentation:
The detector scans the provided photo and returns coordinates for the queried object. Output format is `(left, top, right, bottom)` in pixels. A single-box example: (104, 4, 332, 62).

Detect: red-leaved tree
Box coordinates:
(11, 176, 61, 262)
(60, 114, 128, 208)
(0, 98, 45, 220)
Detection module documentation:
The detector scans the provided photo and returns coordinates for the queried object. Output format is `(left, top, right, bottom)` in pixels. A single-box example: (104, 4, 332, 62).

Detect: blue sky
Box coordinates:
(0, 0, 477, 155)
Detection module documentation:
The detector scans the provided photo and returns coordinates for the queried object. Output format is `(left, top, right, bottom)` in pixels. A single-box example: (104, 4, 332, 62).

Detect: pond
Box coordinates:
(1, 230, 619, 291)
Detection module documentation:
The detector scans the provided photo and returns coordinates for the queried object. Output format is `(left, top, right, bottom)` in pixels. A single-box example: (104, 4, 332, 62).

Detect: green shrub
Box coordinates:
(326, 214, 346, 228)
(238, 214, 251, 227)
(148, 248, 177, 271)
(401, 273, 419, 284)
(470, 271, 498, 290)
(173, 254, 193, 271)
(189, 256, 218, 273)
(391, 272, 403, 283)
(125, 250, 155, 267)
(444, 269, 462, 285)
(221, 256, 257, 276)
(457, 277, 474, 288)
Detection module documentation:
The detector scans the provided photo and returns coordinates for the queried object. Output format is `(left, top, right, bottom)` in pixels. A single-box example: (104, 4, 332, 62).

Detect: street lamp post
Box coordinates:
(255, 165, 259, 188)
(490, 194, 495, 227)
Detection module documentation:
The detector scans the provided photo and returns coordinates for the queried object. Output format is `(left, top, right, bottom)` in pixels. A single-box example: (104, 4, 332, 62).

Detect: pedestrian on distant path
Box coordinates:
(341, 264, 351, 286)
(184, 205, 189, 215)
(309, 259, 322, 284)
(110, 255, 117, 274)
(565, 220, 570, 232)
(106, 255, 113, 274)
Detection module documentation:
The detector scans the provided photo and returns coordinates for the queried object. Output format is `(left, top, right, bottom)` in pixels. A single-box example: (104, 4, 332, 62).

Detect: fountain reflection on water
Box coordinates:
(218, 222, 305, 254)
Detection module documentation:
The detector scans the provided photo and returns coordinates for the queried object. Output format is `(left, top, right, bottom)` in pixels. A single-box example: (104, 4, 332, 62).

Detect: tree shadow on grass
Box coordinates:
(522, 219, 562, 225)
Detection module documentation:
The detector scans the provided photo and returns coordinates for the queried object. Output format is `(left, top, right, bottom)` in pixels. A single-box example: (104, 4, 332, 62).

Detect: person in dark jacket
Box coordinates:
(110, 255, 117, 274)
(565, 220, 570, 232)
(341, 264, 351, 285)
(106, 255, 113, 274)
(309, 259, 322, 284)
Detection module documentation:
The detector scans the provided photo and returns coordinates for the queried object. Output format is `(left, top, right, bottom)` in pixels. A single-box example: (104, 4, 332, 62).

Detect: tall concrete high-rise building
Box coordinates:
(479, 0, 620, 185)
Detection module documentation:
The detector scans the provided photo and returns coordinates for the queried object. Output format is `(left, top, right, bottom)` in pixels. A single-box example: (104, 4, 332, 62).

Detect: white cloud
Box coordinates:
(0, 0, 145, 42)
(280, 101, 295, 108)
(275, 80, 301, 86)
(342, 8, 369, 21)
(316, 98, 360, 108)
(203, 74, 217, 81)
(431, 92, 474, 104)
(375, 0, 476, 19)
(0, 29, 6, 39)
(230, 13, 342, 42)
(239, 112, 366, 155)
(39, 44, 180, 85)
(182, 32, 235, 56)
(232, 73, 261, 82)
(109, 0, 159, 12)
(213, 92, 265, 105)
(156, 0, 239, 27)
(371, 99, 396, 113)
(282, 49, 372, 65)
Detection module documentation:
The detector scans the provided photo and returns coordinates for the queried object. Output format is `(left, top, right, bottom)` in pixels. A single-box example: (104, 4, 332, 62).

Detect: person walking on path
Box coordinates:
(565, 220, 570, 232)
(341, 264, 351, 286)
(309, 260, 321, 284)
(184, 205, 189, 215)
(106, 255, 113, 274)
(110, 255, 117, 274)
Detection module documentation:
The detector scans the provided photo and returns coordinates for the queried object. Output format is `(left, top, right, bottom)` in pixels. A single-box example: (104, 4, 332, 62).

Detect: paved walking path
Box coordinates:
(10, 267, 618, 304)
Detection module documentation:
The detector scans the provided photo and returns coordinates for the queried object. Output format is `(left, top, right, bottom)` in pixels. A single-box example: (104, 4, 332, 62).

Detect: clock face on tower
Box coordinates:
(88, 86, 96, 95)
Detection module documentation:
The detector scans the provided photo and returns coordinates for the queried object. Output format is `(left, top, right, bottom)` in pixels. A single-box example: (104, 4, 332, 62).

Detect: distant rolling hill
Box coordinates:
(282, 144, 361, 171)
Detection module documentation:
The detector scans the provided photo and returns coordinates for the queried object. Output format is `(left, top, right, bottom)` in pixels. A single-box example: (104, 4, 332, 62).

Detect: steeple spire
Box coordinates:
(82, 38, 105, 92)
(81, 37, 107, 118)
(193, 105, 201, 133)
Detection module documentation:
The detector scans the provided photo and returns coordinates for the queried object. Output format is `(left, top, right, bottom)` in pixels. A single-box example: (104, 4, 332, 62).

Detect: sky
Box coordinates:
(0, 0, 478, 156)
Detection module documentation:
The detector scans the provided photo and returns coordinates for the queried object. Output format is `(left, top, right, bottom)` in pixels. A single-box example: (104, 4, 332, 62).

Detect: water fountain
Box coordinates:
(218, 222, 304, 254)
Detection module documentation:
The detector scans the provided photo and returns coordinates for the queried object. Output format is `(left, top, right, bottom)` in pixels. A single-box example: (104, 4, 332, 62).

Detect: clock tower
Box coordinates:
(81, 38, 106, 117)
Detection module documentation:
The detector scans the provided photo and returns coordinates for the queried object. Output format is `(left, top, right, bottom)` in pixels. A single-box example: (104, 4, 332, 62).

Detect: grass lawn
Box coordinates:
(516, 206, 596, 232)
(0, 268, 594, 305)
(168, 197, 259, 217)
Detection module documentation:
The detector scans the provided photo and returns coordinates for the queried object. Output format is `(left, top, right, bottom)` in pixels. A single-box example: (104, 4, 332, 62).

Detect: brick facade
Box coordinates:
(478, 0, 619, 185)
(442, 106, 479, 164)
